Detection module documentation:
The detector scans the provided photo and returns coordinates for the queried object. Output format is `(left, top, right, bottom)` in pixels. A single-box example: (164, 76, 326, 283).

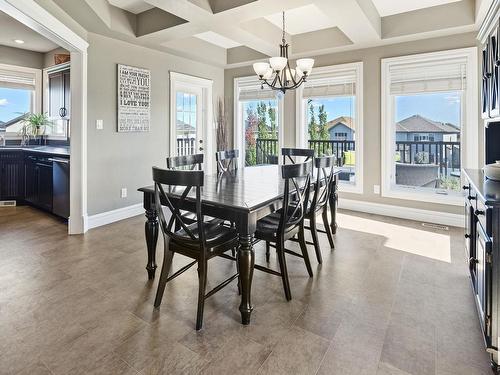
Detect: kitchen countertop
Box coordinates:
(0, 145, 70, 157)
(463, 168, 500, 206)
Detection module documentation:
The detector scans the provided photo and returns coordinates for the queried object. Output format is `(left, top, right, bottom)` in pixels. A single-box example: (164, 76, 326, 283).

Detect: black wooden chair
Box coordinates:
(282, 148, 314, 165)
(299, 156, 336, 264)
(216, 149, 239, 174)
(254, 161, 313, 301)
(152, 167, 239, 330)
(167, 153, 203, 170)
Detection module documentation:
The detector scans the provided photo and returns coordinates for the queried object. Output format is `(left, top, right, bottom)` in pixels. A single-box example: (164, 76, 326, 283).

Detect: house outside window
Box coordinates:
(0, 64, 41, 139)
(296, 62, 363, 194)
(381, 48, 478, 205)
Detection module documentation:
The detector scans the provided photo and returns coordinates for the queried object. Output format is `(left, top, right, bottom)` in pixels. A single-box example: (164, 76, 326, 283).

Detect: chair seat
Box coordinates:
(171, 218, 238, 254)
(255, 211, 299, 242)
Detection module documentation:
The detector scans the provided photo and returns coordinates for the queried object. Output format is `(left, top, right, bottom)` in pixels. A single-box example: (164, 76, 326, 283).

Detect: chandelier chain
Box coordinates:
(282, 11, 286, 44)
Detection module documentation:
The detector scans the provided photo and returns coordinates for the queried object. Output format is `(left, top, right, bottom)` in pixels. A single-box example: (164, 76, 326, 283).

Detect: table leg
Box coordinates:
(144, 195, 158, 280)
(329, 175, 338, 235)
(238, 233, 255, 325)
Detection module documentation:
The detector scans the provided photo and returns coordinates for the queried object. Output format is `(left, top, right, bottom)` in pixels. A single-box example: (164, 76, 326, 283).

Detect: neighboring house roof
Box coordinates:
(395, 114, 459, 133)
(176, 119, 195, 132)
(326, 116, 354, 131)
(0, 115, 24, 133)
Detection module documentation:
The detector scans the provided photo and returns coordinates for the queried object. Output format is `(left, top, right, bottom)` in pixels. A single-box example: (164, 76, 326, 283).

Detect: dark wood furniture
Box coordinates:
(152, 167, 239, 330)
(167, 153, 203, 170)
(138, 165, 339, 325)
(0, 148, 70, 219)
(281, 147, 314, 165)
(216, 149, 238, 174)
(303, 156, 337, 263)
(255, 162, 313, 300)
(463, 169, 500, 371)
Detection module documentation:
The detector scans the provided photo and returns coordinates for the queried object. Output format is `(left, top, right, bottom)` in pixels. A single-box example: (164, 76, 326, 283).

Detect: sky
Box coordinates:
(306, 91, 462, 127)
(0, 88, 31, 123)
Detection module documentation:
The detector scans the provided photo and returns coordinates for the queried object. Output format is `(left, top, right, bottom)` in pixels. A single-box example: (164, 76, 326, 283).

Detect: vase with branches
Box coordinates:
(215, 97, 228, 151)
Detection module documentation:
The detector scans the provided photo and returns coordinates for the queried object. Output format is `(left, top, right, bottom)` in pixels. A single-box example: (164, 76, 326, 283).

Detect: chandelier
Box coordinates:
(252, 11, 314, 94)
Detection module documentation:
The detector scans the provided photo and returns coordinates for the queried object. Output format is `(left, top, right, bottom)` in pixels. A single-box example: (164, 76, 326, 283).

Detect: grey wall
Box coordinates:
(43, 47, 70, 68)
(225, 32, 480, 215)
(86, 33, 225, 215)
(0, 45, 44, 69)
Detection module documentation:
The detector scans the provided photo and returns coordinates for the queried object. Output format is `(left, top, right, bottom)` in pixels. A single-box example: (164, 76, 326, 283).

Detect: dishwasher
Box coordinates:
(49, 157, 70, 219)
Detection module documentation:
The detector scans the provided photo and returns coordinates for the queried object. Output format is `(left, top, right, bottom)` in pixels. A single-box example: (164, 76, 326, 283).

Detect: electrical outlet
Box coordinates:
(121, 188, 127, 198)
(96, 119, 104, 130)
(373, 185, 380, 194)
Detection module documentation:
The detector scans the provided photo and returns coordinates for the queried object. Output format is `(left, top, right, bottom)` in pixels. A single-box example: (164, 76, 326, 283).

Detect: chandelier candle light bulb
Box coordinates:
(252, 11, 314, 94)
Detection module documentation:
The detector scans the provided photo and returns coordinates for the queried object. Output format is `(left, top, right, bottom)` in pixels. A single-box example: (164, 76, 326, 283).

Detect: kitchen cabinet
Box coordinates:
(463, 169, 500, 371)
(24, 154, 53, 212)
(0, 150, 24, 200)
(48, 68, 70, 136)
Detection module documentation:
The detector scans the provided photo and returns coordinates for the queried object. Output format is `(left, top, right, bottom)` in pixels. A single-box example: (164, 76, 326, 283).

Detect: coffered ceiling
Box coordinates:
(48, 0, 491, 67)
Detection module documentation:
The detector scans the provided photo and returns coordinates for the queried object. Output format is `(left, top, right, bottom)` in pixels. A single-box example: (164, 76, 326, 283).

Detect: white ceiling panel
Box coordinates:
(194, 31, 241, 49)
(0, 11, 58, 52)
(107, 0, 154, 14)
(264, 4, 336, 35)
(372, 0, 462, 17)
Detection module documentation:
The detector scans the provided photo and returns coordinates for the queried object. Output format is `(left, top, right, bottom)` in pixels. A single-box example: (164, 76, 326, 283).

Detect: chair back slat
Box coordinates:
(309, 156, 336, 213)
(279, 161, 312, 235)
(216, 149, 239, 173)
(167, 154, 204, 170)
(282, 148, 314, 165)
(152, 167, 205, 247)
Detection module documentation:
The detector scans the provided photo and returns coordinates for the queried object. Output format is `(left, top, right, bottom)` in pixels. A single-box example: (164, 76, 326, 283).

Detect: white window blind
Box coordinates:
(0, 68, 37, 90)
(238, 80, 275, 101)
(303, 69, 357, 98)
(389, 57, 467, 95)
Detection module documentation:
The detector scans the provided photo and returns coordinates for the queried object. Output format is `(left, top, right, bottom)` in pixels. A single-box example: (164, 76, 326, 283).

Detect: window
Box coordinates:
(297, 62, 363, 193)
(0, 64, 41, 138)
(175, 91, 198, 156)
(234, 76, 282, 167)
(381, 48, 478, 205)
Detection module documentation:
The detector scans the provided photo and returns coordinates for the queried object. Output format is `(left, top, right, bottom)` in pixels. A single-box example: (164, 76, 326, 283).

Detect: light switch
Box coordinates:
(121, 188, 127, 198)
(96, 119, 104, 130)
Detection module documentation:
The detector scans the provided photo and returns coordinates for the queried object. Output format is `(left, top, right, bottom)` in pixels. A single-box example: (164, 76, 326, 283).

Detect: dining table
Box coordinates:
(138, 164, 339, 325)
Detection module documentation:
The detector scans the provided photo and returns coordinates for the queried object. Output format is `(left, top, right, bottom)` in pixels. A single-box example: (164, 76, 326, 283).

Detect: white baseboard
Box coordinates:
(87, 203, 143, 230)
(338, 198, 464, 228)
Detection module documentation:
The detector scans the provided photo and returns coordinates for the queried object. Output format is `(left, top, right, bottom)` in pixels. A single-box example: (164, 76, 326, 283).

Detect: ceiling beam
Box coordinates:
(315, 0, 381, 43)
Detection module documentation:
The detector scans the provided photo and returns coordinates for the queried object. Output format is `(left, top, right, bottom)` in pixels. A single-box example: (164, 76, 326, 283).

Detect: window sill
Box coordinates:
(381, 187, 464, 206)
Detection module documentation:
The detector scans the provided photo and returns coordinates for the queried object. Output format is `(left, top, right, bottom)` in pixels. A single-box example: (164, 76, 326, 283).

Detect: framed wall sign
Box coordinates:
(117, 64, 151, 132)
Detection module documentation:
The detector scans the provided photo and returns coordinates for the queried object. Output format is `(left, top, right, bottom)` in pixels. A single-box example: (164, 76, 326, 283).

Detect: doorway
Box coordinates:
(0, 0, 88, 234)
(169, 72, 213, 173)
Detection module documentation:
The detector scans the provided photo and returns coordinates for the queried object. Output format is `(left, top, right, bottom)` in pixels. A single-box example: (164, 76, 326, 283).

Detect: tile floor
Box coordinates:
(0, 206, 492, 374)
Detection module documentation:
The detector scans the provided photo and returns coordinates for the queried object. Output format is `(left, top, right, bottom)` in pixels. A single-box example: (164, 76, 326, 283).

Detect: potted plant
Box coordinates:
(19, 112, 53, 146)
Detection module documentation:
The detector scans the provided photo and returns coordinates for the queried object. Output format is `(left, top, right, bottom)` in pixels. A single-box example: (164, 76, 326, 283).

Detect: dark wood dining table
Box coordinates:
(138, 164, 339, 325)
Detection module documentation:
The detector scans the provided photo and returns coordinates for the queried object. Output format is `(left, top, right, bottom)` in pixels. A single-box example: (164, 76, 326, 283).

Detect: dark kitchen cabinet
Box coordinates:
(483, 41, 491, 119)
(463, 169, 500, 371)
(24, 154, 53, 212)
(49, 68, 70, 136)
(0, 151, 24, 200)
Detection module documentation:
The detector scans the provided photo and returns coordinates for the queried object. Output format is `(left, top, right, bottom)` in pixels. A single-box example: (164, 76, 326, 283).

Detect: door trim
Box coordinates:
(0, 0, 89, 234)
(169, 71, 214, 174)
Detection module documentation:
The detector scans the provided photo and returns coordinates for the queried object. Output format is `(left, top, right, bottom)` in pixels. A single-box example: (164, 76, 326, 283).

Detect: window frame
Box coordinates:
(0, 63, 42, 140)
(233, 75, 284, 169)
(296, 62, 364, 194)
(381, 47, 478, 206)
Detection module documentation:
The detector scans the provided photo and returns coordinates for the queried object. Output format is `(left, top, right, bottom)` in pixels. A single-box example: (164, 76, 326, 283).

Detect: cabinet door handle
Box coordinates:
(463, 185, 470, 191)
(468, 195, 476, 200)
(475, 209, 485, 216)
(465, 234, 470, 239)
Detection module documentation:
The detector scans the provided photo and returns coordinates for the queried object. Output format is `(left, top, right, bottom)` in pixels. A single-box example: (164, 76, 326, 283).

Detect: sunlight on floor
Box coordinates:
(338, 213, 451, 262)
